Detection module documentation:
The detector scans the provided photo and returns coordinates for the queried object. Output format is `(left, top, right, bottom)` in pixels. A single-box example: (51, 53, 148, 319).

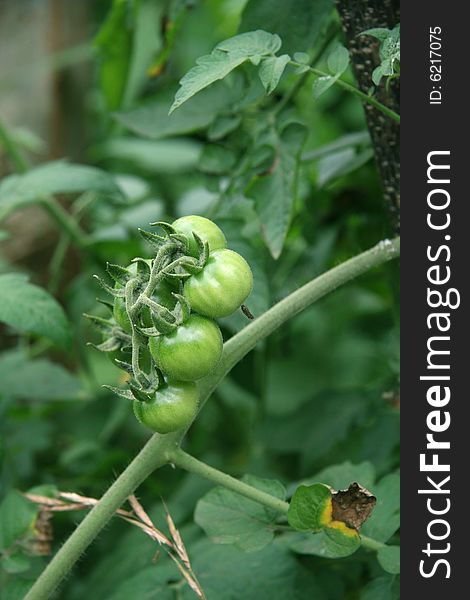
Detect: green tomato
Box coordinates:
(148, 314, 222, 381)
(133, 380, 199, 434)
(172, 215, 226, 257)
(183, 249, 253, 318)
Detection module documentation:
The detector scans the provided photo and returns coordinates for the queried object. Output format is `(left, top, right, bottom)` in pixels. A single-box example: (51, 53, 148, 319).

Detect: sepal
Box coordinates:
(106, 262, 131, 286)
(93, 274, 124, 297)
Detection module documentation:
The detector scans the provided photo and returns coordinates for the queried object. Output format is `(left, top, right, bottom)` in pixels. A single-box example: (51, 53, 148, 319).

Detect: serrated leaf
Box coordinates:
(0, 274, 71, 346)
(0, 161, 122, 221)
(195, 475, 286, 552)
(217, 30, 281, 56)
(362, 24, 400, 87)
(327, 45, 349, 75)
(287, 483, 331, 531)
(170, 50, 246, 113)
(258, 54, 290, 94)
(378, 545, 400, 574)
(0, 350, 84, 401)
(0, 491, 37, 551)
(170, 31, 282, 113)
(247, 122, 307, 258)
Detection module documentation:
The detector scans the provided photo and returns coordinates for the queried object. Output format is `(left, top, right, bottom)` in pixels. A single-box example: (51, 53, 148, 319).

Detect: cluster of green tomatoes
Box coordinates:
(91, 216, 253, 435)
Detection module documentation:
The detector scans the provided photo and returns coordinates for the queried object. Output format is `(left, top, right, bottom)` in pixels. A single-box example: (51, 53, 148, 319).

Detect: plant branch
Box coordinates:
(170, 449, 386, 554)
(25, 236, 399, 600)
(290, 61, 400, 123)
(360, 535, 386, 551)
(39, 197, 91, 251)
(24, 435, 174, 600)
(194, 237, 400, 411)
(301, 130, 370, 163)
(170, 448, 290, 514)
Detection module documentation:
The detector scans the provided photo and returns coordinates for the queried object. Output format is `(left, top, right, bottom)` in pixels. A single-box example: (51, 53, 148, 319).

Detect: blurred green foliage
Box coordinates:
(0, 0, 399, 597)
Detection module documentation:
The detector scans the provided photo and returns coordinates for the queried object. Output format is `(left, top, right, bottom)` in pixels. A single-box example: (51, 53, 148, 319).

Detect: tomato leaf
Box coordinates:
(0, 274, 71, 347)
(377, 545, 400, 574)
(114, 81, 244, 140)
(170, 31, 282, 113)
(282, 528, 360, 559)
(287, 483, 331, 531)
(258, 54, 290, 94)
(195, 475, 286, 552)
(0, 161, 122, 221)
(0, 350, 84, 401)
(327, 45, 350, 75)
(188, 538, 327, 599)
(247, 122, 307, 259)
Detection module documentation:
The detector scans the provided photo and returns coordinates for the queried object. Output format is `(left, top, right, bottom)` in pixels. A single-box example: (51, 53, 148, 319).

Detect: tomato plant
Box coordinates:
(0, 2, 400, 599)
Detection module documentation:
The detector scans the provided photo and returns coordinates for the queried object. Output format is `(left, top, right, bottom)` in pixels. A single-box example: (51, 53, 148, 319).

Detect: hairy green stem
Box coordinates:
(40, 197, 90, 251)
(360, 535, 386, 551)
(301, 131, 371, 163)
(0, 123, 92, 254)
(25, 237, 399, 600)
(195, 237, 400, 410)
(24, 436, 174, 600)
(171, 449, 387, 553)
(170, 448, 290, 514)
(290, 61, 400, 123)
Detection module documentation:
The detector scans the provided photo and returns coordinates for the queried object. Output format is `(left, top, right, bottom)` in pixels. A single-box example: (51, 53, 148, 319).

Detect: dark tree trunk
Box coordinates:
(335, 0, 400, 230)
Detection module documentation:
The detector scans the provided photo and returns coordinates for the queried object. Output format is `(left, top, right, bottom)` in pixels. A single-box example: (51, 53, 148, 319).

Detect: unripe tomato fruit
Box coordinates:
(172, 215, 226, 257)
(133, 380, 199, 433)
(148, 314, 223, 381)
(183, 249, 253, 318)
